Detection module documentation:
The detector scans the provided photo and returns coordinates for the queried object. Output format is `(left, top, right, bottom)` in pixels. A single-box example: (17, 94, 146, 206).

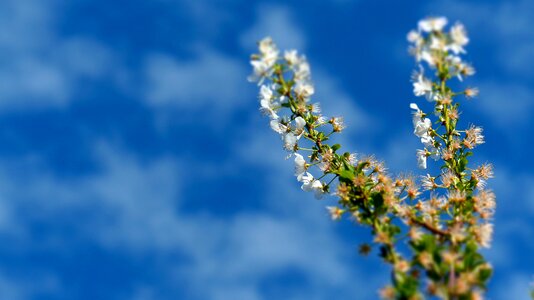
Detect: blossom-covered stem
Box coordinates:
(249, 17, 494, 298)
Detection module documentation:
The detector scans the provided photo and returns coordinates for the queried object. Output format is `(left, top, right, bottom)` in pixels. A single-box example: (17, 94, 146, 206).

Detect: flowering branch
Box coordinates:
(249, 17, 494, 299)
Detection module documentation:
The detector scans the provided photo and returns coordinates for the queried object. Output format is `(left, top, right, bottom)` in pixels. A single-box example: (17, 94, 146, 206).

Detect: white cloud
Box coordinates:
(314, 70, 375, 136)
(472, 81, 534, 129)
(494, 273, 532, 300)
(0, 271, 61, 300)
(240, 5, 306, 52)
(0, 140, 383, 299)
(0, 0, 121, 110)
(144, 48, 248, 111)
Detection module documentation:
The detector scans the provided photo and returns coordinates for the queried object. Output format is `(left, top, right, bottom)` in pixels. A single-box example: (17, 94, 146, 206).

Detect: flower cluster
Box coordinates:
(249, 16, 495, 299)
(407, 17, 481, 171)
(249, 37, 342, 200)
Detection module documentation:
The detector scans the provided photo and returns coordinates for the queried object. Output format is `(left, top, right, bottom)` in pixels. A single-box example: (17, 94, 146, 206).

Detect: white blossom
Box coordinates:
(413, 72, 433, 99)
(420, 134, 434, 148)
(429, 147, 440, 161)
(326, 206, 344, 220)
(413, 116, 432, 139)
(409, 103, 424, 125)
(407, 30, 423, 45)
(294, 153, 307, 180)
(294, 82, 315, 100)
(284, 49, 300, 65)
(410, 103, 434, 147)
(248, 37, 279, 83)
(259, 85, 282, 120)
(294, 116, 306, 130)
(430, 35, 447, 51)
(420, 50, 436, 67)
(417, 149, 427, 169)
(418, 17, 448, 32)
(259, 84, 273, 101)
(270, 119, 287, 134)
(477, 223, 493, 248)
(283, 133, 298, 151)
(294, 60, 311, 81)
(248, 60, 273, 83)
(448, 23, 469, 54)
(258, 37, 279, 66)
(310, 180, 325, 199)
(300, 172, 325, 199)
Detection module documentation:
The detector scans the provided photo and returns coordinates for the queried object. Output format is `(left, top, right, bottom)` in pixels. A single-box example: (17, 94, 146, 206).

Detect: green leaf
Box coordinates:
(339, 169, 355, 181)
(458, 156, 468, 172)
(478, 267, 492, 282)
(332, 143, 341, 152)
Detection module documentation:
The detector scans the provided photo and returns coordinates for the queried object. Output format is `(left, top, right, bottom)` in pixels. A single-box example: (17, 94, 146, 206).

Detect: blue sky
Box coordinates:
(0, 0, 533, 299)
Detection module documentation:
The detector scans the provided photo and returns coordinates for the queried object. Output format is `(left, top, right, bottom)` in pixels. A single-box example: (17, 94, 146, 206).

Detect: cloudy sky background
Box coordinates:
(0, 0, 533, 299)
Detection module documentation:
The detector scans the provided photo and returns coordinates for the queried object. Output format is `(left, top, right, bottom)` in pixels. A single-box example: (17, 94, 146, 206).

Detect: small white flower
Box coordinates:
(294, 153, 307, 180)
(258, 37, 279, 66)
(430, 35, 447, 51)
(448, 23, 469, 54)
(420, 134, 434, 148)
(429, 147, 440, 160)
(416, 149, 427, 169)
(259, 85, 273, 101)
(294, 60, 311, 81)
(410, 103, 424, 125)
(258, 37, 276, 54)
(421, 174, 436, 190)
(326, 206, 344, 221)
(283, 133, 298, 151)
(284, 49, 300, 65)
(248, 60, 272, 83)
(259, 98, 278, 120)
(300, 172, 325, 199)
(310, 180, 325, 199)
(316, 116, 327, 125)
(418, 17, 448, 32)
(407, 30, 422, 45)
(456, 62, 475, 81)
(477, 223, 493, 248)
(413, 117, 431, 138)
(294, 82, 315, 100)
(270, 119, 287, 134)
(420, 50, 436, 67)
(299, 172, 313, 184)
(294, 116, 306, 130)
(410, 103, 434, 146)
(413, 73, 433, 99)
(248, 37, 279, 83)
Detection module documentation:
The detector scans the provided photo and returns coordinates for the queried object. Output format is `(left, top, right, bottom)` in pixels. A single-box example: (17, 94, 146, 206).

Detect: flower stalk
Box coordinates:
(249, 17, 494, 299)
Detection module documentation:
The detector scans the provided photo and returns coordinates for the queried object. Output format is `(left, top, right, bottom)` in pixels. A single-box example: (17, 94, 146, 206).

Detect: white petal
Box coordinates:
(294, 117, 306, 130)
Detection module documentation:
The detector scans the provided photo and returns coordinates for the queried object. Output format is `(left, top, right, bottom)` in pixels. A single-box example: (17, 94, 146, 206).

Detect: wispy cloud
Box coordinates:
(240, 5, 306, 52)
(0, 139, 383, 299)
(473, 81, 533, 129)
(143, 48, 248, 112)
(0, 0, 121, 110)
